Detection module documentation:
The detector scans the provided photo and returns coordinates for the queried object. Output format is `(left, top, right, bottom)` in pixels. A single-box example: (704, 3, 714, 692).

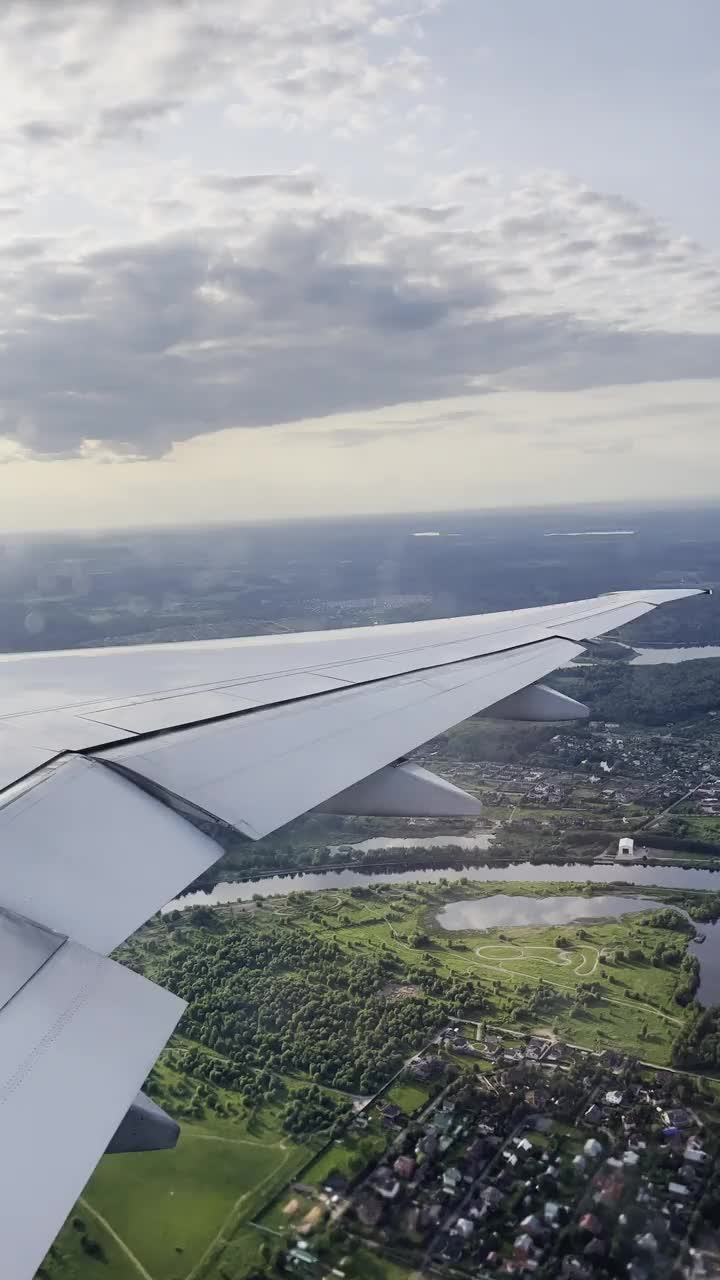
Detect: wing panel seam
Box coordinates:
(85, 634, 582, 756)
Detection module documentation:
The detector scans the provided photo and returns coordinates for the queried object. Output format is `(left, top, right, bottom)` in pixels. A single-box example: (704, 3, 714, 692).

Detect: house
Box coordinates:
(572, 1156, 587, 1174)
(443, 1166, 463, 1194)
(481, 1185, 504, 1209)
(323, 1171, 349, 1196)
(466, 1137, 489, 1163)
(355, 1192, 383, 1227)
(584, 1139, 603, 1159)
(515, 1137, 534, 1154)
(434, 1106, 455, 1134)
(401, 1204, 420, 1236)
(623, 1151, 640, 1168)
(594, 1169, 624, 1206)
(628, 1262, 650, 1280)
(584, 1104, 603, 1126)
(380, 1102, 403, 1125)
(545, 1042, 567, 1064)
(411, 1054, 445, 1081)
(394, 1155, 416, 1180)
(579, 1213, 603, 1236)
(298, 1205, 326, 1235)
(604, 1090, 624, 1106)
(685, 1141, 708, 1165)
(636, 1233, 658, 1254)
(663, 1108, 693, 1129)
(601, 1050, 625, 1072)
(514, 1233, 535, 1259)
(371, 1169, 400, 1201)
(418, 1132, 439, 1159)
(456, 1217, 474, 1239)
(544, 1202, 561, 1226)
(437, 1231, 463, 1263)
(420, 1203, 443, 1229)
(561, 1258, 591, 1280)
(521, 1215, 544, 1239)
(669, 1182, 690, 1199)
(288, 1243, 319, 1269)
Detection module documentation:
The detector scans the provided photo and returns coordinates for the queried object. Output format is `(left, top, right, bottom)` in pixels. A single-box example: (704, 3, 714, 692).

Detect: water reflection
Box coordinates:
(165, 860, 720, 910)
(436, 893, 665, 931)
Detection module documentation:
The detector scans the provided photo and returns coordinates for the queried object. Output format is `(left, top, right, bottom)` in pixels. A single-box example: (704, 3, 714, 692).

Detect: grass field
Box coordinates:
(82, 1123, 289, 1279)
(39, 1214, 143, 1280)
(385, 1079, 432, 1115)
(298, 881, 694, 1062)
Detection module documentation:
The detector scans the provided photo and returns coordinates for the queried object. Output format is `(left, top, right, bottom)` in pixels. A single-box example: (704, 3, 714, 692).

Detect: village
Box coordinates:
(279, 1029, 720, 1280)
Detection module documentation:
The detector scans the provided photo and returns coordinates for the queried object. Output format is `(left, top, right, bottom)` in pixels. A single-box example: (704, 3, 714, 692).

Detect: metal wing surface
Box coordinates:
(0, 586, 706, 1276)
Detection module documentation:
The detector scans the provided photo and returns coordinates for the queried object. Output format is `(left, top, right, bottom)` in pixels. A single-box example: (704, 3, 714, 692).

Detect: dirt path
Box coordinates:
(473, 941, 600, 979)
(469, 943, 681, 1026)
(80, 1198, 154, 1280)
(184, 1131, 286, 1149)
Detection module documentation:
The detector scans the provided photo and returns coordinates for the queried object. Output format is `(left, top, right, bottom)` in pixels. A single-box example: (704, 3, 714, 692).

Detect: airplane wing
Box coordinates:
(0, 586, 706, 1276)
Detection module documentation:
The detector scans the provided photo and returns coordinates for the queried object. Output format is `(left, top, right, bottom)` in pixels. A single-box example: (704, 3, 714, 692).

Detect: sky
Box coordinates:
(1, 0, 719, 530)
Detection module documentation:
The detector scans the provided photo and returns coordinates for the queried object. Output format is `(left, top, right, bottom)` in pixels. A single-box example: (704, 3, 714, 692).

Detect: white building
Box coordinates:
(617, 837, 635, 860)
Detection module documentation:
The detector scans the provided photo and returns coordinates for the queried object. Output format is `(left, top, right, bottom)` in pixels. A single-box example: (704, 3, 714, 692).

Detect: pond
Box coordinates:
(435, 893, 670, 931)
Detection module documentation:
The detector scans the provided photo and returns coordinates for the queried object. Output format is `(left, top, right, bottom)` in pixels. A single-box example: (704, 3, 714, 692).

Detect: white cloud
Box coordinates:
(0, 0, 719, 524)
(0, 166, 719, 459)
(0, 0, 437, 148)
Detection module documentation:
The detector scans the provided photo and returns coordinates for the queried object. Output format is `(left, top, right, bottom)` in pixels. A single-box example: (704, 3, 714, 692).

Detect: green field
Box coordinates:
(84, 1125, 288, 1278)
(385, 1079, 432, 1115)
(296, 880, 696, 1062)
(38, 1215, 142, 1280)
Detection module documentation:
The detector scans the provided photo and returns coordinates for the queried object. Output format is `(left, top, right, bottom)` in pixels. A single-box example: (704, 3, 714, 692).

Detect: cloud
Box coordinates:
(200, 171, 320, 198)
(0, 170, 719, 460)
(0, 5, 718, 465)
(0, 1, 438, 149)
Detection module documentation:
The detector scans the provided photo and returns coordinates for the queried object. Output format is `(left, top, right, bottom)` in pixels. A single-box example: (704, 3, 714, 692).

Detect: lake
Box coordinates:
(435, 893, 671, 931)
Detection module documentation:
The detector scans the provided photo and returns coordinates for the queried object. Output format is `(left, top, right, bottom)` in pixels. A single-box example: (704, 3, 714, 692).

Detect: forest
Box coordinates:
(554, 657, 720, 726)
(672, 1003, 720, 1069)
(153, 908, 485, 1101)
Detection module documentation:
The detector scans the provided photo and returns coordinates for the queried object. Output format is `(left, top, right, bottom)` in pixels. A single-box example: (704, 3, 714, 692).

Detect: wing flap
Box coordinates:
(0, 757, 221, 953)
(0, 940, 183, 1280)
(96, 637, 584, 839)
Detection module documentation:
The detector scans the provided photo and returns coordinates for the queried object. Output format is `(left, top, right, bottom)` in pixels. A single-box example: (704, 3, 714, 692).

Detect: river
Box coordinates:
(165, 860, 720, 911)
(631, 646, 720, 665)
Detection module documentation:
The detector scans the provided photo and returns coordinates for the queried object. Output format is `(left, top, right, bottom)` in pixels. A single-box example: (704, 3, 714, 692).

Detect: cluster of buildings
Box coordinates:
(284, 1040, 718, 1280)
